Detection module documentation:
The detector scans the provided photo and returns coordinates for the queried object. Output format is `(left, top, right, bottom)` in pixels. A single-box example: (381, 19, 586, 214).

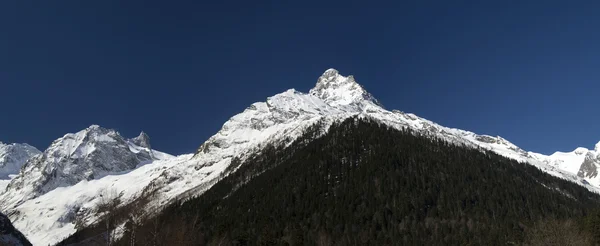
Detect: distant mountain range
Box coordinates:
(1, 69, 599, 245)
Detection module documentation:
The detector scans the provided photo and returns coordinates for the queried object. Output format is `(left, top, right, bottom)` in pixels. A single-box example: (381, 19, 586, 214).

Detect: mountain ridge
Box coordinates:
(0, 126, 175, 245)
(63, 117, 600, 245)
(2, 68, 600, 245)
(2, 125, 172, 205)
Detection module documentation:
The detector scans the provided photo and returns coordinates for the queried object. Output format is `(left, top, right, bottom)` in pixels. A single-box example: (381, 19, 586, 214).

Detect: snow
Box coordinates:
(143, 68, 600, 222)
(2, 68, 600, 245)
(9, 154, 192, 246)
(0, 126, 178, 245)
(0, 142, 41, 179)
(0, 179, 10, 193)
(309, 68, 379, 108)
(547, 150, 588, 174)
(94, 134, 117, 143)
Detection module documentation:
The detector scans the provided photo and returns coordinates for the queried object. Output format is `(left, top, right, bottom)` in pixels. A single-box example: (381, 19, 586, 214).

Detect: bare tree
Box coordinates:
(144, 190, 163, 246)
(127, 203, 144, 246)
(96, 188, 122, 246)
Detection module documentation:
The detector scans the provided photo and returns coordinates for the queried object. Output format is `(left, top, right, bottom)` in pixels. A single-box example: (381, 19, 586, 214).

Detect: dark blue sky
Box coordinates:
(1, 1, 599, 155)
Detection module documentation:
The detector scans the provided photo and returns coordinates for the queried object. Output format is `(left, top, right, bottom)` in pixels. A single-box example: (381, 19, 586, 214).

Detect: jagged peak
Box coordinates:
(87, 124, 101, 130)
(131, 131, 152, 149)
(137, 131, 149, 138)
(322, 68, 339, 76)
(309, 68, 381, 108)
(312, 68, 351, 89)
(51, 125, 121, 152)
(71, 124, 112, 136)
(595, 141, 600, 152)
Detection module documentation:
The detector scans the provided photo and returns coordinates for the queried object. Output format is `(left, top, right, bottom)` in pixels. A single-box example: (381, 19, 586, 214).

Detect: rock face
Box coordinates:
(577, 146, 600, 181)
(0, 211, 31, 246)
(2, 125, 164, 206)
(0, 143, 40, 179)
(130, 131, 151, 149)
(309, 68, 382, 109)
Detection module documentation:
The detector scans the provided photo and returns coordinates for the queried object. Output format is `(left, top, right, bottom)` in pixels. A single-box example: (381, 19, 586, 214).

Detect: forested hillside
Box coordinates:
(60, 118, 600, 245)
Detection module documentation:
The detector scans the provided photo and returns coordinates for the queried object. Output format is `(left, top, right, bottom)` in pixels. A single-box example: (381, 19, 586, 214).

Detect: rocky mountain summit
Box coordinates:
(1, 125, 171, 207)
(129, 131, 151, 149)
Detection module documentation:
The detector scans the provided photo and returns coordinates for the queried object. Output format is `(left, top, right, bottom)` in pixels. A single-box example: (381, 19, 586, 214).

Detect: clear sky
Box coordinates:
(1, 1, 599, 155)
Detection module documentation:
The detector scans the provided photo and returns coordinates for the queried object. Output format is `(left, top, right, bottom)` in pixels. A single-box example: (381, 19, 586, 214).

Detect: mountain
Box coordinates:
(64, 118, 600, 245)
(129, 131, 152, 149)
(0, 142, 40, 180)
(163, 68, 599, 202)
(0, 211, 31, 246)
(4, 68, 600, 245)
(2, 125, 172, 205)
(0, 126, 174, 245)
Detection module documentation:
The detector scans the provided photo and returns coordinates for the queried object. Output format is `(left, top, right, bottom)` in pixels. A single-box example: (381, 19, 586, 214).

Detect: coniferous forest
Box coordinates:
(59, 118, 600, 245)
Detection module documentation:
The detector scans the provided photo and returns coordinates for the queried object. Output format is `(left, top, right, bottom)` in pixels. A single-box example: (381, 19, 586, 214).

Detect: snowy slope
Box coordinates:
(2, 68, 600, 245)
(547, 148, 589, 174)
(139, 68, 600, 217)
(0, 127, 174, 246)
(0, 142, 40, 180)
(7, 155, 190, 246)
(1, 125, 173, 208)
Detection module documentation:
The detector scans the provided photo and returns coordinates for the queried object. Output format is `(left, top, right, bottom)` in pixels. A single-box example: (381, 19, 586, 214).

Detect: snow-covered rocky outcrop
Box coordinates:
(0, 126, 174, 245)
(577, 144, 600, 185)
(129, 131, 151, 149)
(1, 125, 171, 207)
(2, 68, 599, 245)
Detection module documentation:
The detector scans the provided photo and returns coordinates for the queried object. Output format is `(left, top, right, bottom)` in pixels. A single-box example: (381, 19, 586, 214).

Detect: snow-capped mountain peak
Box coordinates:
(1, 125, 173, 206)
(88, 124, 100, 129)
(130, 131, 151, 149)
(309, 68, 381, 108)
(0, 125, 175, 245)
(2, 68, 600, 245)
(52, 125, 122, 160)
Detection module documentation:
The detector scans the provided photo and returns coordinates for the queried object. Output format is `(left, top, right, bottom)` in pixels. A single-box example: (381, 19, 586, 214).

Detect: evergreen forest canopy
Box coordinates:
(59, 117, 600, 245)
